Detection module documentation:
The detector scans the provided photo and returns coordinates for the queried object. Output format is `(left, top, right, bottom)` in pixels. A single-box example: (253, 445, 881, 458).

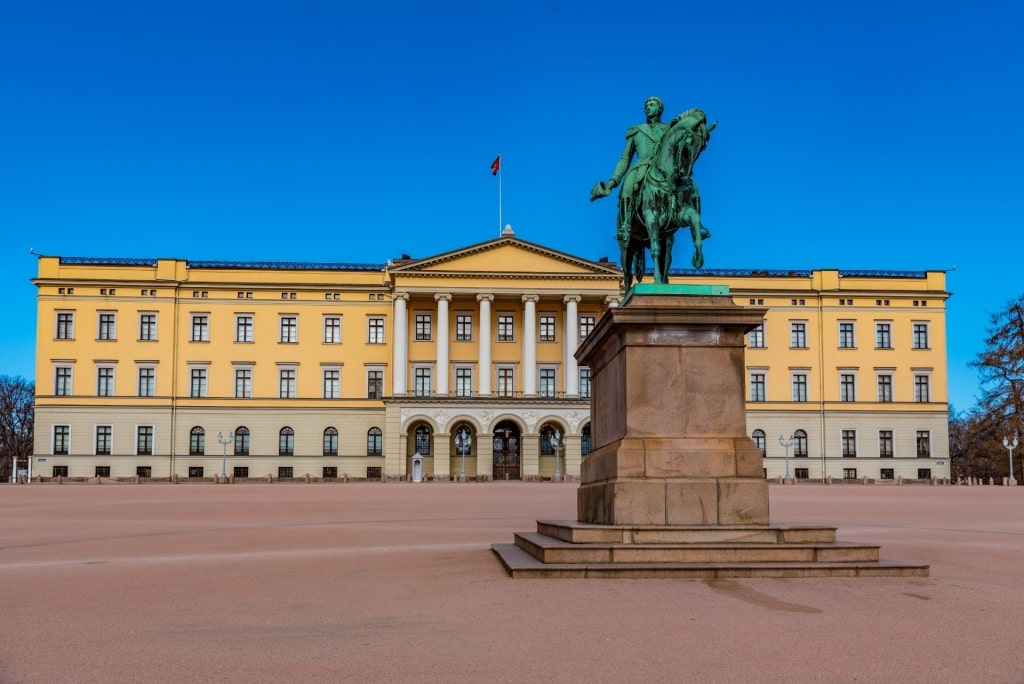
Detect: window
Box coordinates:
(279, 316, 297, 343)
(138, 367, 155, 397)
(749, 372, 766, 402)
(98, 312, 117, 340)
(323, 369, 340, 399)
(234, 466, 249, 478)
(917, 468, 932, 479)
(751, 429, 766, 457)
(790, 322, 807, 348)
(414, 367, 432, 397)
(540, 424, 558, 456)
(234, 427, 250, 456)
(56, 312, 75, 339)
(97, 366, 115, 397)
(880, 468, 894, 480)
(137, 426, 153, 456)
(455, 368, 473, 397)
(95, 466, 111, 478)
(838, 322, 855, 348)
(323, 427, 339, 456)
(913, 323, 929, 349)
(916, 431, 931, 458)
(456, 314, 473, 341)
(278, 466, 294, 479)
(748, 323, 765, 348)
(415, 313, 432, 341)
(539, 368, 557, 397)
(367, 427, 383, 455)
(95, 426, 113, 455)
(415, 425, 431, 454)
(279, 427, 295, 456)
(55, 366, 73, 396)
(794, 430, 808, 457)
(581, 425, 592, 456)
(235, 369, 252, 398)
(136, 466, 152, 477)
(876, 322, 892, 349)
(879, 430, 894, 458)
(189, 426, 205, 455)
(323, 316, 341, 344)
(579, 367, 591, 399)
(54, 425, 70, 455)
(139, 313, 157, 341)
(323, 466, 338, 479)
(792, 373, 807, 402)
(190, 368, 207, 398)
(191, 315, 209, 342)
(914, 374, 930, 403)
(843, 468, 858, 480)
(498, 367, 515, 397)
(498, 314, 514, 342)
(367, 317, 385, 344)
(279, 369, 296, 399)
(793, 467, 808, 479)
(839, 373, 856, 402)
(841, 430, 857, 458)
(877, 374, 893, 402)
(367, 369, 384, 399)
(52, 465, 69, 477)
(235, 315, 254, 342)
(579, 315, 596, 341)
(539, 315, 556, 342)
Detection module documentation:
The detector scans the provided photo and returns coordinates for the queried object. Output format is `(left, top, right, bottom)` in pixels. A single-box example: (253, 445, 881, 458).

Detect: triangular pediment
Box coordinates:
(389, 237, 620, 279)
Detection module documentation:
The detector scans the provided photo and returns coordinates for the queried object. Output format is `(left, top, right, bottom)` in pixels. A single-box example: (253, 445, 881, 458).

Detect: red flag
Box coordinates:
(491, 155, 501, 176)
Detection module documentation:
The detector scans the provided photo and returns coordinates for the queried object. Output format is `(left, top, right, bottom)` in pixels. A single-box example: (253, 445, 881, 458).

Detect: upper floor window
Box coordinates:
(792, 373, 808, 402)
(414, 367, 432, 397)
(414, 313, 432, 341)
(539, 368, 557, 397)
(497, 314, 514, 342)
(456, 313, 473, 341)
(56, 311, 75, 340)
(839, 373, 856, 402)
(367, 317, 385, 344)
(323, 368, 341, 399)
(748, 323, 765, 348)
(914, 374, 930, 403)
(455, 368, 473, 397)
(138, 367, 155, 397)
(323, 316, 342, 344)
(877, 374, 893, 402)
(749, 372, 766, 402)
(139, 313, 157, 341)
(497, 367, 515, 397)
(279, 316, 297, 343)
(191, 315, 209, 342)
(790, 322, 807, 348)
(236, 315, 254, 343)
(190, 368, 208, 398)
(579, 367, 591, 399)
(838, 322, 855, 348)
(279, 369, 297, 399)
(579, 315, 596, 341)
(913, 323, 930, 349)
(54, 366, 73, 396)
(98, 312, 117, 340)
(539, 315, 556, 342)
(97, 366, 115, 397)
(235, 368, 252, 398)
(367, 369, 384, 399)
(875, 322, 892, 349)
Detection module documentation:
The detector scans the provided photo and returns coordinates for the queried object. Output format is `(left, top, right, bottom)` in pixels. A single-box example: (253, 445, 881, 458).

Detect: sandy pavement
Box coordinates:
(0, 482, 1021, 684)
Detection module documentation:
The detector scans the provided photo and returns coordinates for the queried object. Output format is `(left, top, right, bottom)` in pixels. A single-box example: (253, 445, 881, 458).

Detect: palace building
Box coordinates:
(32, 231, 951, 482)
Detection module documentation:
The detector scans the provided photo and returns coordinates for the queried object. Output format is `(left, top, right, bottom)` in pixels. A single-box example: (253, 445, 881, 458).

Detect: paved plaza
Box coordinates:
(0, 482, 1021, 683)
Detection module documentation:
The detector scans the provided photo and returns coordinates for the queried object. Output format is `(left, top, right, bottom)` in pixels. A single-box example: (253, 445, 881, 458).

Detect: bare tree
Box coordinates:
(0, 376, 34, 482)
(970, 294, 1024, 432)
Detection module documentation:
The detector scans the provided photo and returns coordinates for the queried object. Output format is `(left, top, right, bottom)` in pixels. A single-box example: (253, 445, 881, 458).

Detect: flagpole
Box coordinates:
(497, 153, 503, 235)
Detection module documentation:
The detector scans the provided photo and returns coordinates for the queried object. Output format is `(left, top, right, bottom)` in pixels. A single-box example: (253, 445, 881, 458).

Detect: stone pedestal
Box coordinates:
(576, 289, 768, 526)
(492, 286, 929, 579)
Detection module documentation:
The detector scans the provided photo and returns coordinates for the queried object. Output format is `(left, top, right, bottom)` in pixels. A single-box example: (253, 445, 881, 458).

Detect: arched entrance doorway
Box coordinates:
(492, 420, 521, 480)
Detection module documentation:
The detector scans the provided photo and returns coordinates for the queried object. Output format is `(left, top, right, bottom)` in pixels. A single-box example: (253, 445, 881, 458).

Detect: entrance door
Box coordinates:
(492, 421, 521, 480)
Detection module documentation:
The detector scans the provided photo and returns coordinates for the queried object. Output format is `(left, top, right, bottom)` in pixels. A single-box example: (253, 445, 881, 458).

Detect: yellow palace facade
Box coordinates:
(32, 233, 951, 482)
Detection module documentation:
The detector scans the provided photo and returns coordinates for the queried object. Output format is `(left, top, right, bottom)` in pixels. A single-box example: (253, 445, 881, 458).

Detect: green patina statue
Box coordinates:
(591, 96, 716, 289)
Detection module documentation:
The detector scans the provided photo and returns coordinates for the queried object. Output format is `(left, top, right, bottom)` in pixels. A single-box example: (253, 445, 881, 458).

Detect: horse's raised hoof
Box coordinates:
(692, 250, 704, 270)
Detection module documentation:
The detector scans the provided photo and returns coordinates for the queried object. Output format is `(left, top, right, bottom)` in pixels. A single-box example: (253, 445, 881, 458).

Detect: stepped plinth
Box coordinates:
(492, 286, 929, 578)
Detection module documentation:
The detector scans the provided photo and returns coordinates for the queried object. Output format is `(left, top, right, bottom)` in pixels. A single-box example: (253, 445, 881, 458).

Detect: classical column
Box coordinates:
(393, 293, 409, 395)
(477, 294, 493, 396)
(435, 293, 451, 396)
(605, 295, 620, 309)
(522, 295, 538, 396)
(563, 295, 581, 397)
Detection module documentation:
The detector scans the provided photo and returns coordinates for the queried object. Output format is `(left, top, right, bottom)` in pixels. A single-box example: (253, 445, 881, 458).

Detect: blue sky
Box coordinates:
(2, 0, 1021, 412)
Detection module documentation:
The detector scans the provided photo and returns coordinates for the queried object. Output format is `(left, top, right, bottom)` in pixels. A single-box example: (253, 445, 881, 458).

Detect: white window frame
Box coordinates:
(137, 364, 156, 398)
(235, 314, 254, 343)
(323, 365, 342, 399)
(323, 315, 342, 344)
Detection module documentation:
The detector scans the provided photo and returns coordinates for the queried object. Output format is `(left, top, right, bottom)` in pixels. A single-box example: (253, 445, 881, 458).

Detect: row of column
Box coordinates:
(392, 292, 614, 397)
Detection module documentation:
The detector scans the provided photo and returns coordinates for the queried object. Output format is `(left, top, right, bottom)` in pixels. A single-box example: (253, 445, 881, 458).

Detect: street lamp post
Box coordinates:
(553, 429, 563, 481)
(1002, 429, 1018, 485)
(779, 434, 794, 481)
(456, 427, 471, 482)
(216, 431, 234, 481)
